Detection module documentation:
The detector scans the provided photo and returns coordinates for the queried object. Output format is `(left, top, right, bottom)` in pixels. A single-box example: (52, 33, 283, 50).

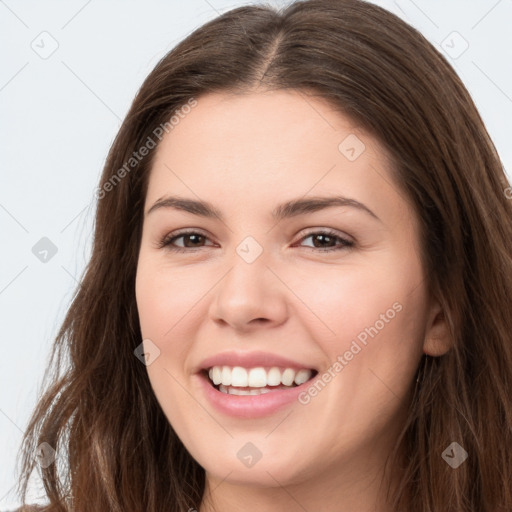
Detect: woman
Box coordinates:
(13, 0, 512, 510)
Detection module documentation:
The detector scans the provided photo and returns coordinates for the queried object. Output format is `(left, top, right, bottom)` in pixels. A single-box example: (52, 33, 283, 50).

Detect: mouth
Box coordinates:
(200, 365, 319, 395)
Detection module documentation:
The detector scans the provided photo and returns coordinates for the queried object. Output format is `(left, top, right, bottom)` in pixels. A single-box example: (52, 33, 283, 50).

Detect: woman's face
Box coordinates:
(135, 90, 445, 491)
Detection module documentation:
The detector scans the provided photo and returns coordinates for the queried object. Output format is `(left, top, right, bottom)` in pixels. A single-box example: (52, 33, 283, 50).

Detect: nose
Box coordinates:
(208, 251, 289, 332)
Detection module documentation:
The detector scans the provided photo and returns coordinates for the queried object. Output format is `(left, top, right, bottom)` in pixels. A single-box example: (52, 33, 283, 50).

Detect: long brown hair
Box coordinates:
(15, 1, 512, 510)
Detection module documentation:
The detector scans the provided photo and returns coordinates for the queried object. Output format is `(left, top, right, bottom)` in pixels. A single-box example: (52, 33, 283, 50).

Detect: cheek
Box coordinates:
(291, 252, 427, 395)
(135, 258, 194, 395)
(135, 256, 204, 341)
(287, 256, 420, 347)
(135, 258, 202, 427)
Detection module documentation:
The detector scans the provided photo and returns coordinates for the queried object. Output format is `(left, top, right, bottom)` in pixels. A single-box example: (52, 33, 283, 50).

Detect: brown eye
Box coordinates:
(158, 231, 214, 252)
(176, 233, 206, 248)
(158, 229, 354, 253)
(298, 230, 354, 252)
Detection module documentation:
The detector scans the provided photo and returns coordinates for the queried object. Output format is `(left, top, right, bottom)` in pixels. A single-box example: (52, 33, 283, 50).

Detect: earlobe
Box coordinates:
(423, 302, 454, 357)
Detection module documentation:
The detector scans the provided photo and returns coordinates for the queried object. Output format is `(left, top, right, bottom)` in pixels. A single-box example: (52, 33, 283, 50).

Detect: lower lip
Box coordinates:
(196, 371, 315, 418)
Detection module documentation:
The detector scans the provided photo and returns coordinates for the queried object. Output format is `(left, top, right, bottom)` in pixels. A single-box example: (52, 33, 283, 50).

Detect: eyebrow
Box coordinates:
(146, 195, 380, 222)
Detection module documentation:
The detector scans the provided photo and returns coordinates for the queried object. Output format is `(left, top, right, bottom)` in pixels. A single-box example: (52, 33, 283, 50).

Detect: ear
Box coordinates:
(423, 299, 453, 356)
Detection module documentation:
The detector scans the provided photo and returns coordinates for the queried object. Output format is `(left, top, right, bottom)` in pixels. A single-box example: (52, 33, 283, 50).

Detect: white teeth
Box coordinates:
(231, 367, 248, 387)
(281, 368, 296, 386)
(218, 384, 289, 395)
(206, 365, 314, 388)
(248, 367, 267, 387)
(212, 366, 222, 385)
(267, 367, 282, 386)
(221, 366, 232, 386)
(294, 369, 311, 385)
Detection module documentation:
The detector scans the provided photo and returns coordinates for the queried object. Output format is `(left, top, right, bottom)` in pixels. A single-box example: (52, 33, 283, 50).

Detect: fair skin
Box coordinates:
(135, 89, 451, 512)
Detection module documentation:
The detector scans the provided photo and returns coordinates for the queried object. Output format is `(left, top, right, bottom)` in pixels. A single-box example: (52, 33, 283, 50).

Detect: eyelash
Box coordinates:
(157, 229, 354, 253)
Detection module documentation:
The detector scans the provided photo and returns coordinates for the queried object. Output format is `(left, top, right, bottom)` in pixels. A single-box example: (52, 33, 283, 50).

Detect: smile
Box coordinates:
(198, 366, 318, 417)
(207, 365, 316, 394)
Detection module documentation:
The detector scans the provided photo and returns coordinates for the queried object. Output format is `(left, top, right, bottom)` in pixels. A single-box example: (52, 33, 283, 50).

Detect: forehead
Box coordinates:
(153, 90, 383, 166)
(144, 90, 409, 225)
(150, 90, 391, 183)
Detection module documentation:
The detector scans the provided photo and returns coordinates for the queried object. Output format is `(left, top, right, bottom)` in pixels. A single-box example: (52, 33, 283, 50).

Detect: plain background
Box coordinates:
(1, 0, 511, 507)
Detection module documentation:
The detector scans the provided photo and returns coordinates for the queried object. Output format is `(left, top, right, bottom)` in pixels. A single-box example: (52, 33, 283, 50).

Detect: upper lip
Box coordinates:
(196, 350, 318, 373)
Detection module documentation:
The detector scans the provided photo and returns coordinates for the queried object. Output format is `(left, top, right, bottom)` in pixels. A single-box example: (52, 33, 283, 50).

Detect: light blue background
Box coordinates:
(1, 0, 511, 507)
